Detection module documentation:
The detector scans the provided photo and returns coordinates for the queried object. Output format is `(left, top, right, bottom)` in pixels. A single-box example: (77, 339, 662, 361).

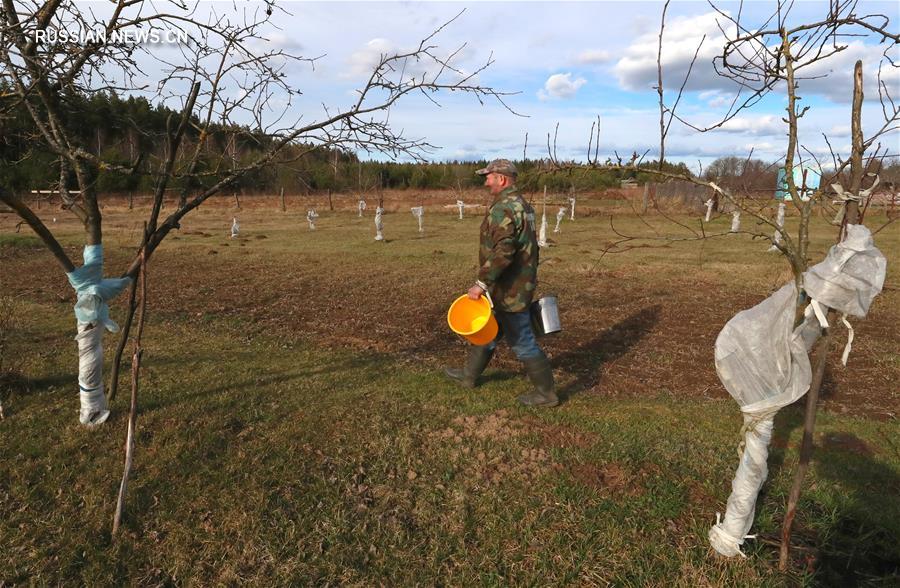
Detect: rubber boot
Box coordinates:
(444, 346, 494, 389)
(518, 355, 559, 407)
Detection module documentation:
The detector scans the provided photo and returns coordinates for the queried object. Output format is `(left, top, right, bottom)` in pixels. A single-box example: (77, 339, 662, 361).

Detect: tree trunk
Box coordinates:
(779, 322, 832, 569)
(279, 187, 286, 212)
(779, 58, 866, 572)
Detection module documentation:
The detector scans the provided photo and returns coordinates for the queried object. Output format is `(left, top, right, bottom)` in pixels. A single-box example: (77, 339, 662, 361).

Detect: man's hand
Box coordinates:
(468, 284, 484, 300)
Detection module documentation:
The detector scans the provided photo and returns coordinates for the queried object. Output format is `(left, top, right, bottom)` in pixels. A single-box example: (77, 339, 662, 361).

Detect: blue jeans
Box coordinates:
(483, 309, 545, 361)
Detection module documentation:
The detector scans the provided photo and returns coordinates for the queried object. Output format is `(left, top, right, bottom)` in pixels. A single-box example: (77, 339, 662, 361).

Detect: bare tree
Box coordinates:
(0, 1, 513, 416)
(542, 0, 897, 568)
(1, 1, 514, 529)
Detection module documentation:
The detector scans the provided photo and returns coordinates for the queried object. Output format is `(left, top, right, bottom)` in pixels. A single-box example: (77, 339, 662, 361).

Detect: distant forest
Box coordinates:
(0, 88, 698, 196)
(5, 88, 893, 197)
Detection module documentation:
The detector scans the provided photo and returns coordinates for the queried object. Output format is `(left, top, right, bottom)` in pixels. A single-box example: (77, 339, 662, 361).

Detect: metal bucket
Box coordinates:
(530, 295, 561, 336)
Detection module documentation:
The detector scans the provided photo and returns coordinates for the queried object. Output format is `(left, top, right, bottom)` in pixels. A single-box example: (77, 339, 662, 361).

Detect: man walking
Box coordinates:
(445, 159, 558, 407)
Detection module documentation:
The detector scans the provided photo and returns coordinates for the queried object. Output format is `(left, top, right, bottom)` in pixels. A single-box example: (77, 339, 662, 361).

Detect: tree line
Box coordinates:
(0, 87, 695, 195)
(5, 86, 893, 197)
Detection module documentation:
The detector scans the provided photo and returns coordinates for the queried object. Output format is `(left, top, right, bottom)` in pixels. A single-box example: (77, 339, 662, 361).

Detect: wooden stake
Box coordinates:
(779, 59, 865, 571)
(113, 228, 148, 536)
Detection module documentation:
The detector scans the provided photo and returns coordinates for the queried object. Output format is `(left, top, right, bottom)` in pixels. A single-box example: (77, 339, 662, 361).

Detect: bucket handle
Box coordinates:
(482, 290, 494, 309)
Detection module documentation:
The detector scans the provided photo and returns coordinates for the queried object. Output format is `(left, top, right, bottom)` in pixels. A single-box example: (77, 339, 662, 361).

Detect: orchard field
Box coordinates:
(1, 192, 898, 586)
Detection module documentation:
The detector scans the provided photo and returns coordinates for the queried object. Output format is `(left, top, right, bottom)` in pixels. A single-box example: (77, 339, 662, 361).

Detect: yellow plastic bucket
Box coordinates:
(447, 294, 499, 346)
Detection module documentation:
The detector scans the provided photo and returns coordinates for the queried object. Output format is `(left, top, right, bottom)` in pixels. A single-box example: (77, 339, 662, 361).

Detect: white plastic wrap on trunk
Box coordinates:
(709, 413, 774, 557)
(803, 224, 887, 318)
(704, 198, 714, 222)
(374, 206, 384, 241)
(711, 225, 886, 557)
(554, 207, 566, 233)
(715, 282, 819, 416)
(410, 206, 424, 233)
(307, 209, 318, 230)
(76, 323, 109, 426)
(711, 284, 818, 557)
(730, 211, 741, 233)
(358, 199, 366, 217)
(568, 197, 576, 221)
(230, 217, 239, 238)
(538, 210, 548, 247)
(768, 202, 786, 251)
(456, 200, 464, 220)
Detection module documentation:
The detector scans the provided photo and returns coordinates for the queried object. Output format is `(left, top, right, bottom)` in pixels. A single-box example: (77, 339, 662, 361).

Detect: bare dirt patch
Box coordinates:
(427, 410, 554, 486)
(570, 462, 644, 496)
(1, 204, 897, 419)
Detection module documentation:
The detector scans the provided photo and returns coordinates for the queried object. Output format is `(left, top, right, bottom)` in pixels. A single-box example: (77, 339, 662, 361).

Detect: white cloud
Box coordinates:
(614, 11, 738, 93)
(538, 73, 587, 101)
(347, 38, 397, 76)
(262, 32, 304, 52)
(344, 36, 480, 85)
(614, 11, 899, 105)
(829, 125, 851, 137)
(699, 89, 736, 108)
(717, 115, 784, 136)
(576, 49, 612, 65)
(794, 41, 900, 103)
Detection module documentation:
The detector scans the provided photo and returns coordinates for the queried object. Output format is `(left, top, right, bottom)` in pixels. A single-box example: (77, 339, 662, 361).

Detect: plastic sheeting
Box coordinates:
(65, 244, 129, 425)
(804, 224, 887, 318)
(768, 203, 786, 252)
(709, 413, 774, 557)
(731, 211, 741, 233)
(410, 206, 424, 233)
(554, 207, 565, 233)
(374, 207, 385, 241)
(710, 223, 886, 557)
(714, 282, 818, 416)
(231, 217, 240, 238)
(65, 244, 131, 333)
(538, 210, 548, 247)
(358, 199, 366, 217)
(307, 209, 319, 230)
(76, 322, 110, 426)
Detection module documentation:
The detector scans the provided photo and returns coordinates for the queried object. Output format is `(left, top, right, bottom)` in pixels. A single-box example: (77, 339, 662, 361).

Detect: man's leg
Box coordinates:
(445, 339, 497, 388)
(496, 310, 558, 407)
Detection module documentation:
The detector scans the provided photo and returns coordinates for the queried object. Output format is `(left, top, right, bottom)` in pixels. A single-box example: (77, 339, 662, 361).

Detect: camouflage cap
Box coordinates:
(475, 159, 518, 177)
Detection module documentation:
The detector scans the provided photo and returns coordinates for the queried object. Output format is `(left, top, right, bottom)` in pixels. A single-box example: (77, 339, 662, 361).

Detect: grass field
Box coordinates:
(1, 196, 898, 585)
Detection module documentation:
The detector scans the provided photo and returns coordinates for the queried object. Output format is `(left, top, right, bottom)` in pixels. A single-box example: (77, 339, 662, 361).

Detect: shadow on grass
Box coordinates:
(812, 438, 900, 584)
(134, 352, 379, 413)
(552, 304, 661, 401)
(765, 408, 899, 584)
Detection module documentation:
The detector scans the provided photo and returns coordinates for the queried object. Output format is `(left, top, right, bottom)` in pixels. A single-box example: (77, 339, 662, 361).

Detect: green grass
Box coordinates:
(1, 203, 898, 585)
(0, 232, 42, 248)
(2, 307, 898, 585)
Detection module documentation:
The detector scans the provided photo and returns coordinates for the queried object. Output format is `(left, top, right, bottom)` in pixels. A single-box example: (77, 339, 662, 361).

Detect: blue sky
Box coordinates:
(80, 0, 900, 172)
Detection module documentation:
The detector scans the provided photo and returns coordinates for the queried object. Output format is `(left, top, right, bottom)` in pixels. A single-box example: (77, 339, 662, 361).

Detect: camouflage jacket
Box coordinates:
(477, 186, 539, 312)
